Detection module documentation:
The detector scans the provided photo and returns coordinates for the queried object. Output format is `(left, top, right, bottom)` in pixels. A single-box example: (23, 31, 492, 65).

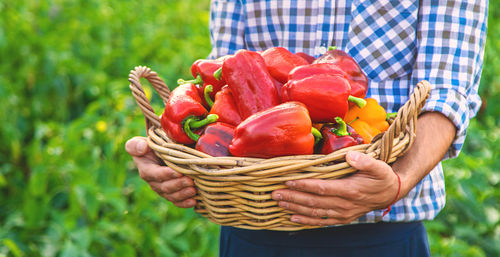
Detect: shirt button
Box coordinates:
(315, 46, 328, 55)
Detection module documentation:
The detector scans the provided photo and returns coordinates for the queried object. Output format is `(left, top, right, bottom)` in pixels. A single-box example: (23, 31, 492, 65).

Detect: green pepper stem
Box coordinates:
(204, 85, 214, 108)
(348, 95, 367, 108)
(333, 117, 350, 137)
(183, 114, 219, 142)
(190, 114, 219, 129)
(183, 118, 200, 142)
(311, 127, 323, 145)
(328, 46, 338, 51)
(386, 112, 397, 120)
(213, 67, 222, 80)
(177, 74, 203, 85)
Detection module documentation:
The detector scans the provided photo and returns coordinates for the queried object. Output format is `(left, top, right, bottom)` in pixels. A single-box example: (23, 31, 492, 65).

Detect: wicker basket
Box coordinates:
(128, 66, 431, 231)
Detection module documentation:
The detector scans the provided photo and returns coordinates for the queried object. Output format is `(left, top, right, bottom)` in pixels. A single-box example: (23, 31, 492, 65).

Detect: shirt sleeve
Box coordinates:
(410, 0, 488, 159)
(208, 0, 245, 59)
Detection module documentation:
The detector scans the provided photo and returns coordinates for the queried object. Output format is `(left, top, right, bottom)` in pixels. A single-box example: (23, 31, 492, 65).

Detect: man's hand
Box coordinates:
(125, 137, 197, 208)
(271, 112, 457, 226)
(271, 151, 400, 226)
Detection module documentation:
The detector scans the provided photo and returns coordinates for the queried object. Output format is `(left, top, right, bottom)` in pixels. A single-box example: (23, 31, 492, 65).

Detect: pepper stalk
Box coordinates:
(183, 114, 219, 142)
(348, 95, 367, 108)
(204, 85, 214, 108)
(177, 74, 203, 86)
(311, 127, 323, 145)
(332, 117, 350, 136)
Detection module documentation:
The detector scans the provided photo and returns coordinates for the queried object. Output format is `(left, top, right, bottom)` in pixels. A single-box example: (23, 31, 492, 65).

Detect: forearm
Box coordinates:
(392, 111, 456, 198)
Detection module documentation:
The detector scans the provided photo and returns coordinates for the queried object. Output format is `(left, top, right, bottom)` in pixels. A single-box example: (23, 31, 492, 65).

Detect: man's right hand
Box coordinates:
(125, 137, 197, 208)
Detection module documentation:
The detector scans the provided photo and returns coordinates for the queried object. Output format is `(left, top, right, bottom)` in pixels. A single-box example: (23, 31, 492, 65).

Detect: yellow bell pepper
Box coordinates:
(344, 98, 394, 143)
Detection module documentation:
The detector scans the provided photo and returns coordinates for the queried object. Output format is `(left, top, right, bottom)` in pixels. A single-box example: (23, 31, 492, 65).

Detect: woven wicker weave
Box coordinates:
(128, 66, 431, 231)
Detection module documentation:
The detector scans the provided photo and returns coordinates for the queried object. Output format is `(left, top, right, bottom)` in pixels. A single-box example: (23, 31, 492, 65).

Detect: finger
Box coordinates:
(172, 198, 197, 208)
(290, 214, 354, 226)
(125, 137, 150, 156)
(136, 162, 184, 182)
(126, 137, 161, 164)
(160, 186, 197, 203)
(346, 151, 389, 175)
(272, 189, 354, 210)
(283, 179, 364, 201)
(150, 177, 195, 194)
(278, 201, 343, 219)
(126, 137, 184, 182)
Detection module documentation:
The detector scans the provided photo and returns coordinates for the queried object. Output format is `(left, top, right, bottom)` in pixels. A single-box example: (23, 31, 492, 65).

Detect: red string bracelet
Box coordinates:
(382, 172, 401, 217)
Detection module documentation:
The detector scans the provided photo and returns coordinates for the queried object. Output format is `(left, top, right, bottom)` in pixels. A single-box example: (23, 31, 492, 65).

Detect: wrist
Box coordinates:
(391, 163, 413, 199)
(390, 112, 456, 198)
(383, 171, 401, 216)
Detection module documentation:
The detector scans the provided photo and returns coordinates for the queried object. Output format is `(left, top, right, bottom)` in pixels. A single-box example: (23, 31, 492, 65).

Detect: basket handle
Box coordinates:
(128, 66, 171, 133)
(376, 80, 431, 162)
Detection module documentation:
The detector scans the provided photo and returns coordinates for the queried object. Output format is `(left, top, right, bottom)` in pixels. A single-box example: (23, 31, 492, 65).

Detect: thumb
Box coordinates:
(125, 137, 149, 156)
(346, 151, 387, 173)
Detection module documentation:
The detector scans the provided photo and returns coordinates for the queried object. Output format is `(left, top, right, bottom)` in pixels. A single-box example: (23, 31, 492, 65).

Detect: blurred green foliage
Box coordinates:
(424, 1, 500, 256)
(0, 1, 218, 256)
(0, 0, 499, 256)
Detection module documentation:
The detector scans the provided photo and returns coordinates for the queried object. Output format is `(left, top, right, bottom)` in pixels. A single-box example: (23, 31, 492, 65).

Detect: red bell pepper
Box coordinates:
(319, 117, 363, 154)
(271, 76, 284, 99)
(314, 47, 369, 99)
(281, 73, 366, 123)
(177, 56, 229, 107)
(261, 47, 309, 83)
(161, 83, 218, 144)
(195, 122, 235, 157)
(295, 52, 316, 64)
(176, 75, 207, 107)
(208, 85, 242, 126)
(288, 63, 346, 82)
(221, 49, 281, 119)
(229, 101, 321, 158)
(190, 58, 226, 91)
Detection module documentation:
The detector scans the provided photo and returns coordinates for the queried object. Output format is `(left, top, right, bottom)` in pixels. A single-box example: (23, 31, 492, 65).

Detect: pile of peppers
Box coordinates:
(161, 46, 394, 157)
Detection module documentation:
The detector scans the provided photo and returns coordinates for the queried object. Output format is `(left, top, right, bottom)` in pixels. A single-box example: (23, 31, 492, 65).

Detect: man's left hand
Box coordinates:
(271, 151, 400, 226)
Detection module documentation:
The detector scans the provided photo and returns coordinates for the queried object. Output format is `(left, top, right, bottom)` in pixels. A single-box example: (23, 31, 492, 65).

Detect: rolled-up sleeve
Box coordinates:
(411, 0, 488, 158)
(208, 0, 245, 59)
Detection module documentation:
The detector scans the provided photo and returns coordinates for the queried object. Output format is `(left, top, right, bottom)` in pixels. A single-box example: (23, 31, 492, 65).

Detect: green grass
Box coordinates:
(0, 0, 499, 256)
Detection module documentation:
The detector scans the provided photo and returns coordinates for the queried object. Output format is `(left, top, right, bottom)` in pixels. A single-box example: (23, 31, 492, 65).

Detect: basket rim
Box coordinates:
(128, 65, 431, 171)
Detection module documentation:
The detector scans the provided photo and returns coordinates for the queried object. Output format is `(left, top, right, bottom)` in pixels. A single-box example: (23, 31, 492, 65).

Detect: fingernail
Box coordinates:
(185, 188, 195, 197)
(136, 140, 147, 153)
(286, 181, 296, 188)
(274, 193, 282, 201)
(348, 151, 361, 163)
(171, 171, 182, 178)
(187, 199, 197, 207)
(291, 216, 299, 223)
(279, 201, 288, 208)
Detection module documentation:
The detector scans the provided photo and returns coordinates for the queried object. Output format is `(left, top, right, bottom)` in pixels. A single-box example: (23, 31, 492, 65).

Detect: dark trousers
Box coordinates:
(219, 221, 431, 257)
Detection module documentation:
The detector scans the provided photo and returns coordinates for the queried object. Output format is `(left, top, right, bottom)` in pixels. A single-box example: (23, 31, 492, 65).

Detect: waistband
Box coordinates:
(221, 221, 424, 248)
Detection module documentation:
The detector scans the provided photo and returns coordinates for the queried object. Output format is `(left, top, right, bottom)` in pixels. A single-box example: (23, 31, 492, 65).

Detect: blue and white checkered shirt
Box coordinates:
(208, 0, 488, 223)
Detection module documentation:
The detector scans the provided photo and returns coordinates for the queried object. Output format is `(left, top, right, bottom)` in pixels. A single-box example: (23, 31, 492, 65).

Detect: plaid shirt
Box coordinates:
(208, 0, 488, 223)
